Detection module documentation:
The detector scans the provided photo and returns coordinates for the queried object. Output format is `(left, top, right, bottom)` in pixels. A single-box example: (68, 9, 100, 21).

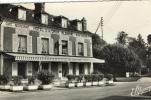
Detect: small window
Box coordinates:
(62, 18, 68, 28)
(77, 22, 82, 31)
(18, 35, 27, 53)
(42, 14, 48, 25)
(18, 9, 26, 20)
(42, 38, 49, 54)
(54, 41, 59, 55)
(62, 40, 68, 55)
(78, 42, 84, 56)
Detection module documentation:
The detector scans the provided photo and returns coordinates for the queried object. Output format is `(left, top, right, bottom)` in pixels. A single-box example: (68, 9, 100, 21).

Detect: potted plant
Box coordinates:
(98, 73, 104, 86)
(65, 74, 75, 88)
(84, 75, 92, 86)
(106, 74, 114, 85)
(10, 76, 23, 92)
(75, 74, 84, 87)
(38, 71, 54, 90)
(92, 74, 99, 86)
(0, 75, 10, 90)
(24, 76, 39, 91)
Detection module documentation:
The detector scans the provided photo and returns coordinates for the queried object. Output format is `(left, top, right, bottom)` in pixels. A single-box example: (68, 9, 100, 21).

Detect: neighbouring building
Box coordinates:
(0, 3, 104, 79)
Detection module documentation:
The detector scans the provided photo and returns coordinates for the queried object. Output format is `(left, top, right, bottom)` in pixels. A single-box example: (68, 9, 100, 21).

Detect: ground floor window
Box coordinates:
(42, 63, 49, 71)
(79, 63, 84, 74)
(18, 62, 26, 78)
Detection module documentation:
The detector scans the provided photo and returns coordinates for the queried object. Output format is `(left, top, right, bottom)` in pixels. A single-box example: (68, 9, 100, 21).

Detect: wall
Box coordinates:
(1, 20, 93, 57)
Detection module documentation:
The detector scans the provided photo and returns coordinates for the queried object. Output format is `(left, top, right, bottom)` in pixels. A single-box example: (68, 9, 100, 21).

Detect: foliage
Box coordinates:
(92, 74, 99, 81)
(101, 44, 141, 77)
(147, 34, 151, 44)
(38, 71, 54, 85)
(128, 34, 146, 66)
(28, 76, 36, 85)
(98, 74, 104, 81)
(12, 76, 23, 86)
(66, 74, 75, 83)
(106, 74, 113, 81)
(75, 74, 83, 82)
(116, 31, 128, 45)
(0, 75, 9, 85)
(84, 75, 92, 82)
(92, 33, 107, 58)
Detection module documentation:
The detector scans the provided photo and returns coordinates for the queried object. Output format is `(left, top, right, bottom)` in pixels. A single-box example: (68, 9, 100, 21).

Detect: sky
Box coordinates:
(18, 1, 151, 43)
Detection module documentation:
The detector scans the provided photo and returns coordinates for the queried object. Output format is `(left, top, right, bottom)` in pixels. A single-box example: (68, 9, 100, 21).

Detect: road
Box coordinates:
(0, 82, 151, 100)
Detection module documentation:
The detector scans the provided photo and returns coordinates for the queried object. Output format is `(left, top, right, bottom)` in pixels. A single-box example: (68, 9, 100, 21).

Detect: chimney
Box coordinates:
(34, 3, 45, 20)
(82, 17, 87, 31)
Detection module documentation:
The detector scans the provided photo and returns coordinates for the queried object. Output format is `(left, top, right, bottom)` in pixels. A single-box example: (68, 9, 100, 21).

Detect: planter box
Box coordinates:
(92, 82, 98, 86)
(75, 82, 84, 87)
(24, 85, 38, 91)
(107, 80, 114, 84)
(66, 83, 75, 88)
(0, 85, 10, 90)
(85, 82, 92, 86)
(10, 86, 23, 92)
(98, 81, 104, 86)
(40, 84, 53, 90)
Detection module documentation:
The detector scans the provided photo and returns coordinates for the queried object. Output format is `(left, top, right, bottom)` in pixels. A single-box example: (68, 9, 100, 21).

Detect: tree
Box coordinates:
(147, 34, 151, 44)
(101, 44, 141, 78)
(128, 34, 146, 66)
(116, 31, 128, 45)
(92, 33, 107, 58)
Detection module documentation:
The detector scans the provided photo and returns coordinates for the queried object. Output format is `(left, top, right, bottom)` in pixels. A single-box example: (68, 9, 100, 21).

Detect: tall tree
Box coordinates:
(101, 44, 141, 77)
(116, 31, 128, 45)
(128, 34, 146, 66)
(147, 34, 151, 44)
(92, 33, 107, 58)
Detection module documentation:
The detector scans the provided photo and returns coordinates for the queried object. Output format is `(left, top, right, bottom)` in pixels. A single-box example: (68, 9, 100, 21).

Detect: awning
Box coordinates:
(6, 53, 105, 63)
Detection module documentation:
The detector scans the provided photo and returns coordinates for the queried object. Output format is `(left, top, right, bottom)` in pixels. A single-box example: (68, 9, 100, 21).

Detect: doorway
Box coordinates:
(18, 62, 27, 78)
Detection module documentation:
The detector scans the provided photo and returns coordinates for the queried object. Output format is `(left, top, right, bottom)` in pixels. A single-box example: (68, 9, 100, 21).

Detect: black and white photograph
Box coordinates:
(0, 0, 151, 100)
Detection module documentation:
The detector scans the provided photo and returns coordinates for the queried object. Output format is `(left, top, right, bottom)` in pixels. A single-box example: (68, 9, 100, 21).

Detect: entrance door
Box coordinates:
(51, 62, 58, 78)
(79, 63, 84, 74)
(62, 63, 69, 77)
(42, 63, 49, 72)
(18, 62, 27, 78)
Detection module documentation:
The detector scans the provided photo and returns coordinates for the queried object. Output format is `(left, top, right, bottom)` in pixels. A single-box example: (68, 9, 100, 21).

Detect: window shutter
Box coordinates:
(37, 37, 42, 54)
(84, 43, 87, 56)
(49, 38, 54, 54)
(27, 36, 32, 53)
(12, 34, 19, 52)
(75, 41, 78, 56)
(68, 41, 72, 56)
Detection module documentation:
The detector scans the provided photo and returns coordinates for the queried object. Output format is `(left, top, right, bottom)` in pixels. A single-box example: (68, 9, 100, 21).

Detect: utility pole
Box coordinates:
(101, 17, 104, 41)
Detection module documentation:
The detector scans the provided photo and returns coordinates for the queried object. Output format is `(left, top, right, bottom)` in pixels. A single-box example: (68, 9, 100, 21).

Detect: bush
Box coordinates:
(98, 74, 104, 81)
(38, 71, 54, 85)
(75, 74, 83, 82)
(28, 76, 36, 85)
(0, 75, 9, 85)
(66, 74, 75, 82)
(12, 76, 23, 86)
(106, 74, 113, 81)
(84, 75, 92, 82)
(92, 74, 99, 82)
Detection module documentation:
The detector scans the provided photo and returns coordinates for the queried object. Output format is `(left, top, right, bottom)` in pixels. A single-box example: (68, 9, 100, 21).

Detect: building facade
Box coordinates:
(0, 3, 104, 79)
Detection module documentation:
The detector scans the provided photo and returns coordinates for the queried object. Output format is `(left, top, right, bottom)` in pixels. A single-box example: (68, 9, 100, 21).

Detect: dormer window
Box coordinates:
(18, 9, 26, 20)
(62, 18, 68, 28)
(42, 14, 48, 25)
(77, 22, 82, 31)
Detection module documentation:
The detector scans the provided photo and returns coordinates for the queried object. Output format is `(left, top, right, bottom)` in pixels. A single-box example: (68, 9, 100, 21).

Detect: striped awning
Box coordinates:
(6, 53, 105, 63)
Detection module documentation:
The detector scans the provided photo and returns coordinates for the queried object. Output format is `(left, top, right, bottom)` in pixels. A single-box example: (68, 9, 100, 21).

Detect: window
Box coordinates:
(41, 14, 48, 25)
(18, 35, 27, 53)
(54, 41, 59, 55)
(62, 40, 68, 55)
(18, 9, 26, 20)
(62, 18, 68, 28)
(77, 22, 82, 31)
(78, 42, 84, 56)
(42, 38, 49, 54)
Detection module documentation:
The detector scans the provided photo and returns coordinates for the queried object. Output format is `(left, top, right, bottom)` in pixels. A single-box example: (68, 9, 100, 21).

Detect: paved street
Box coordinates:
(0, 82, 151, 100)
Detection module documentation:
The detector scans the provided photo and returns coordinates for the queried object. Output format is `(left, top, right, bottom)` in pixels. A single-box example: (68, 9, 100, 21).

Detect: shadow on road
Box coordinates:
(96, 95, 151, 100)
